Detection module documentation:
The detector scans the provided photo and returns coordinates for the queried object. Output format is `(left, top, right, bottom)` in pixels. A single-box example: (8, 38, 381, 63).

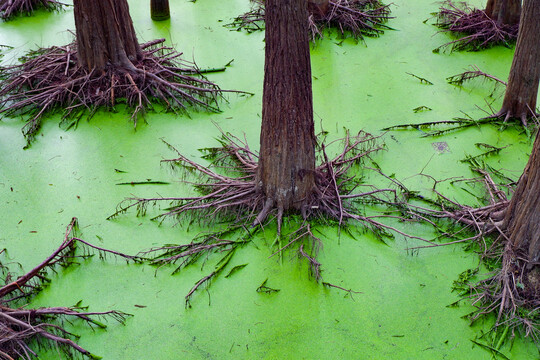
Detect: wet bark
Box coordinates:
(485, 0, 521, 25)
(257, 0, 316, 212)
(503, 132, 540, 264)
(73, 0, 141, 72)
(498, 0, 540, 123)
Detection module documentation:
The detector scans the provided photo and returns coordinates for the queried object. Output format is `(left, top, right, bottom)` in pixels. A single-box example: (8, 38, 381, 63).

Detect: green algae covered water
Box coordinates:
(1, 0, 539, 359)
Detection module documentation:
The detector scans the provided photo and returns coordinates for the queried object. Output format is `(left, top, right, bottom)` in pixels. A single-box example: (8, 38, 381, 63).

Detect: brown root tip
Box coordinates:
(503, 111, 512, 123)
(520, 114, 528, 127)
(276, 207, 284, 236)
(252, 198, 273, 228)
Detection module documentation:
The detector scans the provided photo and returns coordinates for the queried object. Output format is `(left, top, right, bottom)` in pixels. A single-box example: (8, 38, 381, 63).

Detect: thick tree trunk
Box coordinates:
(151, 0, 170, 21)
(257, 0, 316, 212)
(73, 0, 141, 72)
(498, 0, 540, 123)
(485, 0, 521, 25)
(503, 132, 540, 264)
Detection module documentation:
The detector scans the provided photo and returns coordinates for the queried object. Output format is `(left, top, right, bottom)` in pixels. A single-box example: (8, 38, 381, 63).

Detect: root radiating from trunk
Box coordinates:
(110, 130, 420, 304)
(434, 0, 519, 52)
(491, 106, 540, 128)
(0, 0, 63, 20)
(1, 218, 138, 359)
(408, 162, 540, 346)
(229, 0, 392, 41)
(384, 65, 538, 134)
(0, 39, 233, 145)
(447, 66, 538, 127)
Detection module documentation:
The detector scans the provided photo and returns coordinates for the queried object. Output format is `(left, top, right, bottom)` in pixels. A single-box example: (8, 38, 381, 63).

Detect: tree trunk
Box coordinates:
(485, 0, 521, 25)
(151, 0, 170, 21)
(503, 132, 540, 264)
(498, 0, 540, 122)
(257, 0, 316, 213)
(73, 0, 142, 72)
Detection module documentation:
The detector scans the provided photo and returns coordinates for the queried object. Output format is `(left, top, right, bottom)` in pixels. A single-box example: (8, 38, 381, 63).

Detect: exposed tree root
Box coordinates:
(466, 244, 540, 345)
(228, 0, 392, 41)
(433, 0, 518, 52)
(407, 161, 540, 347)
(383, 115, 513, 137)
(446, 65, 507, 87)
(385, 65, 538, 134)
(110, 130, 421, 304)
(0, 0, 63, 20)
(0, 38, 235, 145)
(491, 106, 540, 128)
(447, 65, 538, 127)
(1, 218, 138, 359)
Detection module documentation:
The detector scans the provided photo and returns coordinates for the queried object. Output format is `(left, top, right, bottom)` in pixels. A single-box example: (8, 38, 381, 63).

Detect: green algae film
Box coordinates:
(0, 0, 538, 359)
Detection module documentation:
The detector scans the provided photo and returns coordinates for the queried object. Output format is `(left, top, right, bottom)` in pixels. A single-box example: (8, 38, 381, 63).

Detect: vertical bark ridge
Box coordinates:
(485, 0, 521, 25)
(257, 0, 316, 211)
(73, 0, 141, 72)
(504, 132, 540, 263)
(499, 0, 540, 122)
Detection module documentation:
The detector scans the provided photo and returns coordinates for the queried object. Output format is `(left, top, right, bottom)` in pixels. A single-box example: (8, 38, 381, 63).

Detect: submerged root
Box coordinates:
(229, 0, 392, 41)
(0, 39, 232, 145)
(434, 0, 519, 52)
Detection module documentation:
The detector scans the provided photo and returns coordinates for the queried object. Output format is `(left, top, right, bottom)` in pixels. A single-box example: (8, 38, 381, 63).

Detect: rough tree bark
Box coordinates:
(485, 0, 521, 25)
(257, 0, 316, 214)
(503, 132, 540, 264)
(73, 0, 141, 71)
(496, 0, 540, 124)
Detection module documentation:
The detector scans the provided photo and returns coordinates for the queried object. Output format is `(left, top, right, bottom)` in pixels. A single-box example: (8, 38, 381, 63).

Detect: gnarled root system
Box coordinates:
(434, 0, 518, 52)
(0, 39, 227, 145)
(0, 0, 63, 20)
(229, 0, 392, 41)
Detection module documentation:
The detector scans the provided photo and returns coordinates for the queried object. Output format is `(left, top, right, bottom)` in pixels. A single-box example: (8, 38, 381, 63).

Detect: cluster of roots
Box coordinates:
(109, 130, 415, 304)
(434, 0, 519, 52)
(1, 218, 136, 359)
(229, 0, 392, 41)
(0, 0, 62, 20)
(0, 38, 225, 144)
(408, 165, 540, 345)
